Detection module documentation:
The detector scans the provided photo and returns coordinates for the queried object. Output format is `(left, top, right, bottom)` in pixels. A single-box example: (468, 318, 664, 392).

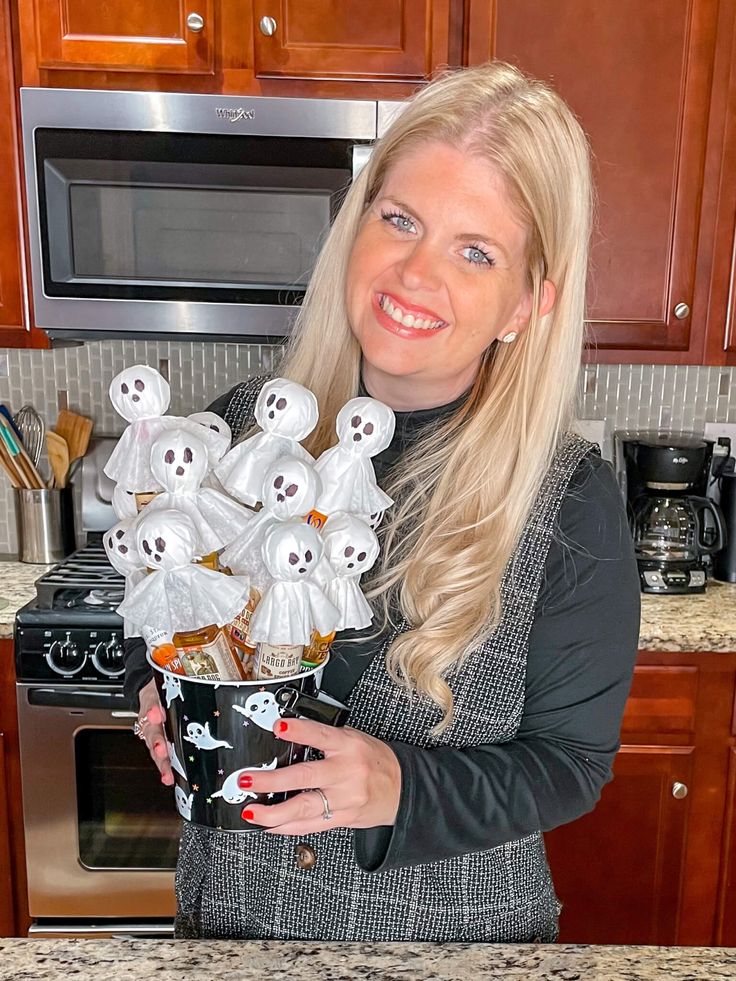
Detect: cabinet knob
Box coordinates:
(259, 15, 278, 36)
(187, 12, 205, 32)
(672, 781, 688, 800)
(673, 302, 690, 320)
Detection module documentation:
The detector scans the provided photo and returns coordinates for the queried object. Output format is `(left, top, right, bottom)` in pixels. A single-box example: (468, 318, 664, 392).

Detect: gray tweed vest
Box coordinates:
(175, 376, 593, 942)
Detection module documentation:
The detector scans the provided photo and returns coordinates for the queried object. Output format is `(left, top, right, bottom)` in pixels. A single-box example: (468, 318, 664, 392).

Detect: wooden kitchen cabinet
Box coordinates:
(0, 735, 15, 935)
(467, 0, 720, 364)
(0, 638, 29, 937)
(716, 748, 736, 944)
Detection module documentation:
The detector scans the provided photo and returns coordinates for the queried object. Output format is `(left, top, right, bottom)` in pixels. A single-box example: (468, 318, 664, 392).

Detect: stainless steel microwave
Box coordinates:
(21, 88, 402, 342)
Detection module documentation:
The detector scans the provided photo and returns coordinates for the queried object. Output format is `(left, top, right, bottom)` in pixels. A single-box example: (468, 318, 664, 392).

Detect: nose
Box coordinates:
(397, 237, 442, 294)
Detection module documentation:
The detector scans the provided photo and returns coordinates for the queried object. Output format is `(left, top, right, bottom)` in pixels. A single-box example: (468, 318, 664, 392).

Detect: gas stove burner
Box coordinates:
(83, 588, 125, 607)
(34, 540, 124, 609)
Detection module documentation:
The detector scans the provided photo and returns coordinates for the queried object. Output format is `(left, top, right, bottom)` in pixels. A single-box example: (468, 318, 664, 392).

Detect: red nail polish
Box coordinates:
(241, 808, 255, 820)
(238, 774, 253, 789)
(278, 720, 288, 733)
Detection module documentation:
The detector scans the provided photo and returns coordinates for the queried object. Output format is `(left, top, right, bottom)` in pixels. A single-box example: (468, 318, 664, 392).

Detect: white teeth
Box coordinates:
(379, 294, 444, 330)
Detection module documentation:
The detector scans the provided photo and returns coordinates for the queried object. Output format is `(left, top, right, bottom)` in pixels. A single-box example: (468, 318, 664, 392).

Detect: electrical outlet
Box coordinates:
(704, 422, 736, 451)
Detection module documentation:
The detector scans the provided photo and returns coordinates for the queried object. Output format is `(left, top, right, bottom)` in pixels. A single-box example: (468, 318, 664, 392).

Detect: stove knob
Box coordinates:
(47, 638, 86, 675)
(92, 639, 126, 677)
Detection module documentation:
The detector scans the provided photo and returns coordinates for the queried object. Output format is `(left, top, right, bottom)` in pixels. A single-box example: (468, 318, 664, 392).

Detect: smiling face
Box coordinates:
(345, 141, 555, 409)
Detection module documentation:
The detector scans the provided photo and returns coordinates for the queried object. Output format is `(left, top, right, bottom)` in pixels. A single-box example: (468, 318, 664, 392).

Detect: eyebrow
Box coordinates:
(378, 195, 511, 260)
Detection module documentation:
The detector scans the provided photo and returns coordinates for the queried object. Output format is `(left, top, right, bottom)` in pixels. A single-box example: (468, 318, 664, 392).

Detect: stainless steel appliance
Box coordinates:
(615, 431, 727, 595)
(20, 88, 400, 341)
(14, 439, 178, 937)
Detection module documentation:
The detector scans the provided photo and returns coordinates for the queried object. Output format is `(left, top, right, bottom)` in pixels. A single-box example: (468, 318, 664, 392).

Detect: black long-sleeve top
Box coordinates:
(123, 381, 641, 873)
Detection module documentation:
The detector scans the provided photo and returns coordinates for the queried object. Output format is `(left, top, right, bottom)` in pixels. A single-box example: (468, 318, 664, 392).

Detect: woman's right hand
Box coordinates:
(137, 678, 174, 786)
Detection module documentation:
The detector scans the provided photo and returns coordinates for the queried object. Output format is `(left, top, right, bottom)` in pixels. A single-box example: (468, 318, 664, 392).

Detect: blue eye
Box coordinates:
(462, 245, 494, 267)
(381, 209, 416, 234)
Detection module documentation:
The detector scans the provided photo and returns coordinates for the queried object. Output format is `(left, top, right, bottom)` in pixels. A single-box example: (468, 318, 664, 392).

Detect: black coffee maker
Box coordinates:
(615, 431, 727, 594)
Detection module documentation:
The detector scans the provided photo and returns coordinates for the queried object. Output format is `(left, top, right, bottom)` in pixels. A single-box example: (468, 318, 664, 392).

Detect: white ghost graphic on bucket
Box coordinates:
(167, 739, 187, 781)
(175, 786, 194, 821)
(232, 691, 283, 732)
(161, 673, 183, 708)
(210, 757, 279, 805)
(183, 721, 233, 751)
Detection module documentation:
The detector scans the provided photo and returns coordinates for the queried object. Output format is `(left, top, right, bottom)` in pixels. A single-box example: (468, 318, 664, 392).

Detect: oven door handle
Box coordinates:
(27, 688, 132, 711)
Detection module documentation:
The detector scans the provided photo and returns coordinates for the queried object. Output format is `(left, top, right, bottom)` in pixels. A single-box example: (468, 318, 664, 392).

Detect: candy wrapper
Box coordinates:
(117, 508, 250, 638)
(220, 456, 322, 590)
(104, 365, 230, 493)
(215, 378, 318, 506)
(249, 521, 339, 646)
(103, 517, 147, 639)
(314, 397, 395, 515)
(320, 512, 380, 631)
(145, 428, 252, 554)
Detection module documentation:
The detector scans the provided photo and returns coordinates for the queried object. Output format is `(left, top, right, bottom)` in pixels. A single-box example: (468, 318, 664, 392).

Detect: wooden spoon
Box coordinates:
(46, 431, 70, 489)
(55, 409, 93, 466)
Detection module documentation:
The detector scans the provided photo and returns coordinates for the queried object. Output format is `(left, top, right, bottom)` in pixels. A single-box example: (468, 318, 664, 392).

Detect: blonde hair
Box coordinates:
(277, 62, 594, 732)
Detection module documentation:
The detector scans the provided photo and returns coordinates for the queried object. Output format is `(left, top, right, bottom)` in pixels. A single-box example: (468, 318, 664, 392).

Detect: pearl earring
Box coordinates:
(501, 331, 518, 343)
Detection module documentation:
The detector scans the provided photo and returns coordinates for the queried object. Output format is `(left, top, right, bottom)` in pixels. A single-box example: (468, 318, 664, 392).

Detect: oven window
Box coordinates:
(75, 729, 180, 870)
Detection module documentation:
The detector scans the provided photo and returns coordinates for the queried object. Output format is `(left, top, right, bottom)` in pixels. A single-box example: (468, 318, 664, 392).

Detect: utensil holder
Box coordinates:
(14, 485, 76, 563)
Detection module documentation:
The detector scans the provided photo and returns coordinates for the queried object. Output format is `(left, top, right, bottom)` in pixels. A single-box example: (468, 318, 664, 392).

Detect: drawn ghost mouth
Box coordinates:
(176, 466, 185, 476)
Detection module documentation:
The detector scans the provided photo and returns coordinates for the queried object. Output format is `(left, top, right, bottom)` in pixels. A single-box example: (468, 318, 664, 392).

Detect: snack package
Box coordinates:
(248, 520, 339, 646)
(215, 378, 318, 506)
(145, 428, 252, 554)
(320, 512, 380, 631)
(103, 516, 146, 639)
(220, 455, 322, 591)
(117, 508, 250, 639)
(313, 397, 395, 517)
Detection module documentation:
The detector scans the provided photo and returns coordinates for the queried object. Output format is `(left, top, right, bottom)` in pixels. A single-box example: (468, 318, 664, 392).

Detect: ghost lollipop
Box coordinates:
(112, 483, 138, 520)
(188, 411, 232, 455)
(320, 512, 380, 631)
(220, 456, 322, 591)
(215, 378, 318, 507)
(117, 509, 251, 681)
(103, 517, 146, 639)
(313, 397, 395, 518)
(145, 428, 252, 555)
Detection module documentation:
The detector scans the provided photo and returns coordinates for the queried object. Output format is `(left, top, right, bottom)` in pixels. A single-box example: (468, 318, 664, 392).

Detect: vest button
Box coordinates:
(294, 842, 317, 870)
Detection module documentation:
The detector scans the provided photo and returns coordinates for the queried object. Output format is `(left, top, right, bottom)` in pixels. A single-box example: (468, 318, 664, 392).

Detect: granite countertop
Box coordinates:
(0, 939, 735, 981)
(0, 557, 734, 652)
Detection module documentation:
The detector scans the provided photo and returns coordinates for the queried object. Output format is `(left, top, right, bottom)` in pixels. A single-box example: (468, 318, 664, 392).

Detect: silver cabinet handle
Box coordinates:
(672, 781, 688, 799)
(673, 302, 690, 320)
(187, 12, 205, 32)
(259, 15, 278, 36)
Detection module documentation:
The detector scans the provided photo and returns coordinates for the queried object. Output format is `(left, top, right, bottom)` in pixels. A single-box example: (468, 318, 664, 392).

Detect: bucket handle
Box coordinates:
(276, 686, 350, 728)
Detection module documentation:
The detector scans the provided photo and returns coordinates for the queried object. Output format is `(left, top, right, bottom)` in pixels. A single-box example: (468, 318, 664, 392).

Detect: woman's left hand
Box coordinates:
(238, 718, 402, 836)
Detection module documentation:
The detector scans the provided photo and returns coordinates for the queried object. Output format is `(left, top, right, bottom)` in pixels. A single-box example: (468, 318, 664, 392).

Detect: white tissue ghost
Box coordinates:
(183, 721, 233, 751)
(321, 512, 380, 631)
(103, 517, 146, 639)
(167, 739, 188, 781)
(360, 509, 385, 530)
(175, 786, 194, 821)
(210, 757, 279, 805)
(215, 378, 318, 506)
(117, 509, 250, 638)
(232, 691, 283, 732)
(103, 365, 172, 492)
(314, 397, 395, 515)
(145, 428, 251, 553)
(112, 484, 138, 520)
(188, 411, 232, 460)
(161, 673, 183, 708)
(219, 456, 321, 589)
(248, 521, 340, 646)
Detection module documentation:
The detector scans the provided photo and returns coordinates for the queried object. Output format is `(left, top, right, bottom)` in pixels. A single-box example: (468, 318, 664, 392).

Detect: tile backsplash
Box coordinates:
(0, 339, 733, 554)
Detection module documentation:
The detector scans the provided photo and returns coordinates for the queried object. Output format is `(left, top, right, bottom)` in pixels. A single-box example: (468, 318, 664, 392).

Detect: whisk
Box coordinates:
(14, 404, 45, 470)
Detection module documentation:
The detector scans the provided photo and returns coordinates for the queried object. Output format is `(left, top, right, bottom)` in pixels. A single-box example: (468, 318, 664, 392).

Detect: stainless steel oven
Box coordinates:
(20, 88, 397, 342)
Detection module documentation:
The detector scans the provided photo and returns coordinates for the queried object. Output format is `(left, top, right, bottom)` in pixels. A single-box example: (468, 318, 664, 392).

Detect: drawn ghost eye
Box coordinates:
(164, 450, 175, 464)
(183, 447, 193, 463)
(142, 540, 152, 555)
(107, 536, 114, 548)
(266, 394, 276, 406)
(288, 553, 299, 565)
(358, 551, 367, 561)
(305, 550, 313, 563)
(351, 415, 361, 428)
(344, 546, 355, 557)
(364, 422, 374, 435)
(121, 383, 129, 395)
(285, 484, 298, 497)
(209, 424, 220, 432)
(115, 529, 124, 539)
(135, 379, 145, 391)
(274, 475, 284, 489)
(155, 537, 166, 552)
(276, 398, 287, 410)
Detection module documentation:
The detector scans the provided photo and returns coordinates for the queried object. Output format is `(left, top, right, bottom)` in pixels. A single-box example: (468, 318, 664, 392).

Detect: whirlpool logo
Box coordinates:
(215, 107, 256, 123)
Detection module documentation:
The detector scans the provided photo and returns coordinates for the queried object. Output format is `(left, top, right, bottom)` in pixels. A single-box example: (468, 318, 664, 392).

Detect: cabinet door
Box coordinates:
(0, 735, 14, 935)
(252, 0, 450, 81)
(0, 0, 26, 332)
(715, 747, 736, 943)
(467, 0, 717, 362)
(545, 746, 694, 945)
(33, 0, 215, 73)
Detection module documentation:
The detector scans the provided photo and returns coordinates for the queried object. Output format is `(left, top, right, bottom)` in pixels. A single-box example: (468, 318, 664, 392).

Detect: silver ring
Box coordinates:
(312, 787, 333, 821)
(133, 715, 149, 740)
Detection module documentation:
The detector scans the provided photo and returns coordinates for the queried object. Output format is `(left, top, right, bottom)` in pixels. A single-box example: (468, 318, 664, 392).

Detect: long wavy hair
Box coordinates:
(275, 61, 594, 732)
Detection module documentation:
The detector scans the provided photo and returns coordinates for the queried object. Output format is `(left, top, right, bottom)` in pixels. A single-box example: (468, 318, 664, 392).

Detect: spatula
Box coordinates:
(46, 431, 70, 489)
(54, 409, 93, 467)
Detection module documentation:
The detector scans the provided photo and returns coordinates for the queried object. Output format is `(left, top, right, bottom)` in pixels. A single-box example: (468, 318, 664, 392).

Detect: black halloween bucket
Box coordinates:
(149, 654, 349, 832)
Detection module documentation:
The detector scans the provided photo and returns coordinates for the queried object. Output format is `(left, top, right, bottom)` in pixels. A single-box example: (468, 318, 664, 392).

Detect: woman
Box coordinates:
(124, 61, 640, 942)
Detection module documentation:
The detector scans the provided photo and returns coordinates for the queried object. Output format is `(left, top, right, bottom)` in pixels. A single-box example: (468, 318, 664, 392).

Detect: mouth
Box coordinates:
(374, 292, 449, 339)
